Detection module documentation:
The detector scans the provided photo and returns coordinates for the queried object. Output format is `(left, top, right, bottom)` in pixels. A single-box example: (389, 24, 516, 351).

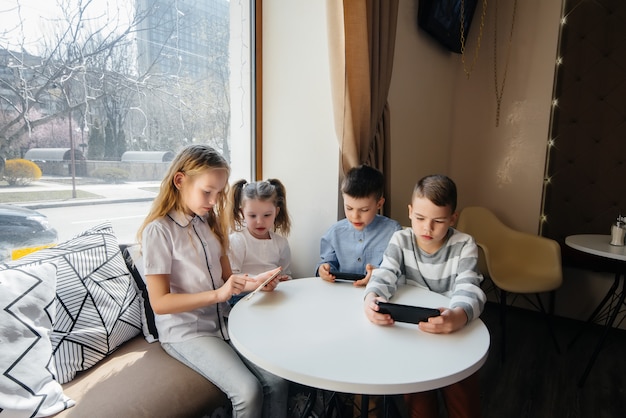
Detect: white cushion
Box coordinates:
(0, 263, 76, 416)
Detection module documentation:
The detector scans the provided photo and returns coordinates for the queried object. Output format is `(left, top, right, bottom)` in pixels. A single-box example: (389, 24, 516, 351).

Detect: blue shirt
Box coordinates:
(316, 215, 402, 276)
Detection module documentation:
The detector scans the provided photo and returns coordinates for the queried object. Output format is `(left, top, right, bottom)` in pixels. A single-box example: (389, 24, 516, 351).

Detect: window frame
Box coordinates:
(254, 0, 263, 180)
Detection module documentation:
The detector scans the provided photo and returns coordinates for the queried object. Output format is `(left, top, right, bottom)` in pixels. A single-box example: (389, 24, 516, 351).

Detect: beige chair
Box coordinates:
(456, 206, 563, 361)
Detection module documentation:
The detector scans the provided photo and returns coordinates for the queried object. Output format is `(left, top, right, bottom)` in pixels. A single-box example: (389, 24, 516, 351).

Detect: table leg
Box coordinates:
(577, 272, 626, 387)
(357, 395, 394, 418)
(568, 271, 621, 349)
(361, 394, 368, 418)
(381, 395, 395, 418)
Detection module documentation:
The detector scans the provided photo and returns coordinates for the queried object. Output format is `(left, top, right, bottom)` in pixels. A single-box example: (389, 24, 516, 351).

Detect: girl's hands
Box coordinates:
(218, 274, 253, 302)
(244, 266, 283, 293)
(363, 292, 394, 326)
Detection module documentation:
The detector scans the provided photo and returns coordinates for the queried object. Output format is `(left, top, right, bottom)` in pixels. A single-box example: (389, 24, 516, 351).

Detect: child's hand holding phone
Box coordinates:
(244, 267, 282, 300)
(318, 263, 334, 282)
(363, 292, 394, 326)
(351, 264, 375, 287)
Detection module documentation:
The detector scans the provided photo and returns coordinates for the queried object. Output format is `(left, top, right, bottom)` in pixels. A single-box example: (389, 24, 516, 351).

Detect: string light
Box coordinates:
(541, 7, 569, 236)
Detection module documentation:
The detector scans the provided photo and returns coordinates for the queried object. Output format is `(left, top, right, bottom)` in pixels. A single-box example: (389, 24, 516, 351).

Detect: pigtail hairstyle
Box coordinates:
(137, 144, 231, 253)
(227, 179, 248, 232)
(267, 178, 291, 236)
(228, 178, 292, 236)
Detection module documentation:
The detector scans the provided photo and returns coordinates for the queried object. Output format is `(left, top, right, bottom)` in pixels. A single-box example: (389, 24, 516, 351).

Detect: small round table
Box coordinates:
(228, 278, 490, 403)
(565, 234, 626, 262)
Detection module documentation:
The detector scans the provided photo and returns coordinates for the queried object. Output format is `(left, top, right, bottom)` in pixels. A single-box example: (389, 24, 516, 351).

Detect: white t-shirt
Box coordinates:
(142, 210, 230, 343)
(228, 228, 292, 279)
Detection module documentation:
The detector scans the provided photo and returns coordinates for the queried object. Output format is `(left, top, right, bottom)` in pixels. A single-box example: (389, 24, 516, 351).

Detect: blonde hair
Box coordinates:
(137, 144, 231, 253)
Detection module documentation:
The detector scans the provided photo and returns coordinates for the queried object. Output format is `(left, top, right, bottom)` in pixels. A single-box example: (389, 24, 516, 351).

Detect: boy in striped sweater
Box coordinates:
(364, 174, 485, 418)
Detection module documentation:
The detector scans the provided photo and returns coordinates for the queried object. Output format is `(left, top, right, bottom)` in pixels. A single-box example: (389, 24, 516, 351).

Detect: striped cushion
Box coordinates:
(1, 222, 142, 384)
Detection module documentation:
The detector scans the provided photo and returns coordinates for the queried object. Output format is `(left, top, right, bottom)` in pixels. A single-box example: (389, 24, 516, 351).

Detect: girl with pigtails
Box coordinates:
(227, 179, 293, 304)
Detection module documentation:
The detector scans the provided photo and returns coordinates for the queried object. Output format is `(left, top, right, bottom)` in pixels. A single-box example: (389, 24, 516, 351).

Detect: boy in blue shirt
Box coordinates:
(316, 164, 401, 286)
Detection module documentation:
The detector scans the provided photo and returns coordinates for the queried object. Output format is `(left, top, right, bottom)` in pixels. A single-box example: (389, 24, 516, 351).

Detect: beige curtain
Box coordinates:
(327, 0, 399, 177)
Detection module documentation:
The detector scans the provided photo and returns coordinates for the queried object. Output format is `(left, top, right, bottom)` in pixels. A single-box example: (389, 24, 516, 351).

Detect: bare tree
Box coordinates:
(0, 0, 232, 163)
(0, 0, 150, 158)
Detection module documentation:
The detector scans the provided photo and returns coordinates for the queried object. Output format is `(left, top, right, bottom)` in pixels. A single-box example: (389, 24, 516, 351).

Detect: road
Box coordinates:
(39, 201, 153, 245)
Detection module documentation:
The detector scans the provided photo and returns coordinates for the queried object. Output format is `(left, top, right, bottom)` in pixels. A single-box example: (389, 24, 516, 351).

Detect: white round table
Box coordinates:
(565, 234, 626, 262)
(228, 277, 490, 395)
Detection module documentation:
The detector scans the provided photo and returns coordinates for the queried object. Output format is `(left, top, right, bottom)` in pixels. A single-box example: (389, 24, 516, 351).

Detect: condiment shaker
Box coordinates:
(610, 216, 626, 246)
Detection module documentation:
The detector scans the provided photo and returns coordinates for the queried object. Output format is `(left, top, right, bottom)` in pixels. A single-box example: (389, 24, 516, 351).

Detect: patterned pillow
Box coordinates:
(122, 244, 159, 342)
(0, 263, 76, 416)
(0, 222, 142, 384)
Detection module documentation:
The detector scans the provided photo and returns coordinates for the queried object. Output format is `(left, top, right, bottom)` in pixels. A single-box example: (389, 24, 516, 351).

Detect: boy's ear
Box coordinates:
(376, 197, 385, 209)
(450, 211, 459, 226)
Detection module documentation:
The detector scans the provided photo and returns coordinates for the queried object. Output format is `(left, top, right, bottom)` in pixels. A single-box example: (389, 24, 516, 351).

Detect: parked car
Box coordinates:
(0, 204, 58, 262)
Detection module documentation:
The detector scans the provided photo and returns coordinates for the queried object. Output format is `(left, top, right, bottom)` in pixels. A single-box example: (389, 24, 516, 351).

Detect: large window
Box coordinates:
(0, 0, 255, 255)
(0, 0, 254, 175)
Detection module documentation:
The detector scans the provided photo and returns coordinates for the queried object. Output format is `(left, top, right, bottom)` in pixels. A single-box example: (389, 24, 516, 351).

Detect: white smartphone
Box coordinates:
(244, 269, 282, 301)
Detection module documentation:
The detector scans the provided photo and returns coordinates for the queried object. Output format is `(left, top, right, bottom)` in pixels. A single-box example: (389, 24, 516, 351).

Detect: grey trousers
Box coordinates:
(162, 336, 288, 418)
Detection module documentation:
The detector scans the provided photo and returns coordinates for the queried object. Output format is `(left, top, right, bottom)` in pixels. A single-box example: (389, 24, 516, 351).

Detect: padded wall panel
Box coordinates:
(542, 0, 626, 269)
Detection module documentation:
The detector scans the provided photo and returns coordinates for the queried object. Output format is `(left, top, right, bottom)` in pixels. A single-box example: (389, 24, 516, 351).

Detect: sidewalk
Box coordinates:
(0, 177, 160, 209)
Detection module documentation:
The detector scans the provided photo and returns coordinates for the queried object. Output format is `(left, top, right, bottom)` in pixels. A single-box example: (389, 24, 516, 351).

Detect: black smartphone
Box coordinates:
(375, 301, 440, 324)
(332, 271, 366, 282)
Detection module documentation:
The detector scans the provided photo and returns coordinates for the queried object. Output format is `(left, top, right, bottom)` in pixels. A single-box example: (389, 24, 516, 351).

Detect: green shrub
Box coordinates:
(3, 159, 42, 186)
(90, 167, 129, 183)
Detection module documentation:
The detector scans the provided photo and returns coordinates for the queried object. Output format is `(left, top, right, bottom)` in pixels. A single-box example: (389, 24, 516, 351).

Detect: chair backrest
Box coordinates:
(455, 207, 497, 279)
(456, 206, 562, 293)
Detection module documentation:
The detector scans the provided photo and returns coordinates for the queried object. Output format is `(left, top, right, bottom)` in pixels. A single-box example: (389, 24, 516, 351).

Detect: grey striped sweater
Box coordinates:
(365, 227, 486, 322)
